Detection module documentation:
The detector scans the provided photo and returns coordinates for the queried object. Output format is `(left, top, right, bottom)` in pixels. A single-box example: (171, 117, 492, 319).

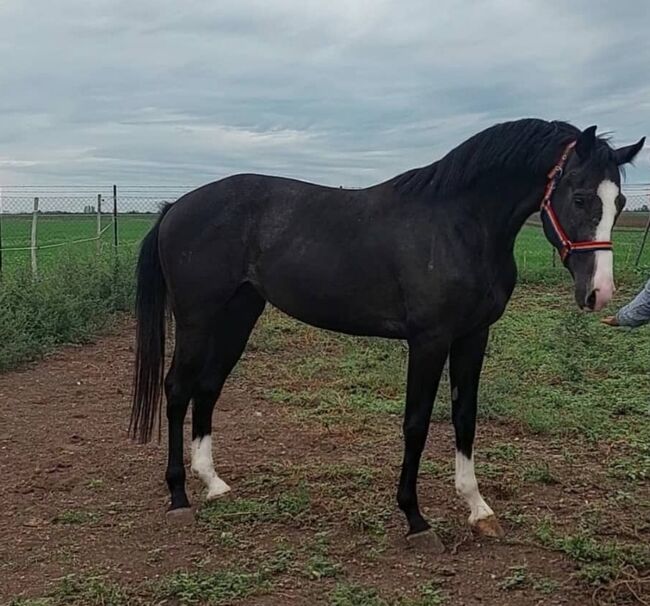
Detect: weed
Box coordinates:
(52, 575, 133, 606)
(498, 565, 529, 590)
(608, 456, 649, 482)
(53, 510, 99, 525)
(420, 460, 450, 478)
(475, 462, 503, 479)
(534, 519, 650, 585)
(483, 443, 521, 461)
(502, 510, 527, 526)
(522, 462, 558, 485)
(241, 472, 283, 490)
(197, 485, 310, 529)
(304, 553, 342, 580)
(303, 532, 342, 580)
(157, 570, 267, 605)
(157, 548, 293, 605)
(398, 581, 446, 605)
(346, 508, 388, 537)
(330, 583, 387, 606)
(532, 577, 559, 594)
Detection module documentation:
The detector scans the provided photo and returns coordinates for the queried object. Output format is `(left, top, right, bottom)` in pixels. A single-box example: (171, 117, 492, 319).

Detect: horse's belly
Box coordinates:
(253, 268, 407, 338)
(272, 300, 407, 338)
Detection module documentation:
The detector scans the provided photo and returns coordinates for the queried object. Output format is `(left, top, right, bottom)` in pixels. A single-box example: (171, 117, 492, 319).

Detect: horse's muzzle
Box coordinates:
(583, 286, 613, 312)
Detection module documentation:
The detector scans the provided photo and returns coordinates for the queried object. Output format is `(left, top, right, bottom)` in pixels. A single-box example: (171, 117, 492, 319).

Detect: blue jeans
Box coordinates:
(616, 278, 650, 327)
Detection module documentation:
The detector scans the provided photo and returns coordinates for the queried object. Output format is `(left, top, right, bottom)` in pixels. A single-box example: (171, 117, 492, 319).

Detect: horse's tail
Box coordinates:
(130, 204, 172, 443)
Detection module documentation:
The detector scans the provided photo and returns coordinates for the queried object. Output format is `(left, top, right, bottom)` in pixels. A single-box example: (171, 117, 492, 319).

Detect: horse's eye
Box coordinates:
(573, 195, 586, 207)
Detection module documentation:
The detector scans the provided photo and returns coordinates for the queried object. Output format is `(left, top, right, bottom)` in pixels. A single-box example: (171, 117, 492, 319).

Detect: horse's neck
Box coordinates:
(479, 176, 547, 254)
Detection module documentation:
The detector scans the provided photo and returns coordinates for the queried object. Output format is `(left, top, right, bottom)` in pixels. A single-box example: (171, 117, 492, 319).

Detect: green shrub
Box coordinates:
(0, 251, 136, 371)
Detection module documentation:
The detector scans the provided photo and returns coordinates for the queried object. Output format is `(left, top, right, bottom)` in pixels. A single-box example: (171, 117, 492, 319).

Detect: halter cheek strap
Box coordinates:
(540, 141, 614, 262)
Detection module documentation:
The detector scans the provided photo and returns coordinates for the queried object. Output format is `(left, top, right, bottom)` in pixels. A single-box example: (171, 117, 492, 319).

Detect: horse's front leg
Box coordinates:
(397, 335, 449, 551)
(449, 328, 504, 537)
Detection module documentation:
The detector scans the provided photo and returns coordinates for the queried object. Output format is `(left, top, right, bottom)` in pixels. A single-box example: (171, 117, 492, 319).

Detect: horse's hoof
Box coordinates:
(472, 515, 505, 538)
(206, 480, 231, 501)
(166, 507, 194, 524)
(405, 528, 445, 554)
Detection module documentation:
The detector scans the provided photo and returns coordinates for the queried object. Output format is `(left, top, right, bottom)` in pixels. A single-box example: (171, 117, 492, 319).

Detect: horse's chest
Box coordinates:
(481, 271, 516, 324)
(443, 270, 514, 331)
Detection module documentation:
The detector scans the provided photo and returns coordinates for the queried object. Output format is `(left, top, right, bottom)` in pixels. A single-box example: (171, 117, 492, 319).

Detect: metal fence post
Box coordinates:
(112, 185, 119, 294)
(112, 185, 118, 250)
(97, 193, 102, 254)
(635, 195, 650, 266)
(0, 193, 3, 280)
(31, 197, 39, 277)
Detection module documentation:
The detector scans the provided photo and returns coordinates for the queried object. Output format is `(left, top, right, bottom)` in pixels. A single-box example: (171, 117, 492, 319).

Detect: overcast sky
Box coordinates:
(1, 0, 648, 190)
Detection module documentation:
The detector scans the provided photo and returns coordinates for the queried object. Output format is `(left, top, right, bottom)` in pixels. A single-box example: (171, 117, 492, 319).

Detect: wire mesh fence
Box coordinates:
(0, 184, 649, 278)
(0, 186, 190, 276)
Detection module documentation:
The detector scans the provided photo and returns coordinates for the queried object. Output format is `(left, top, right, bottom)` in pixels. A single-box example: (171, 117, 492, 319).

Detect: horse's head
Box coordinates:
(541, 126, 645, 312)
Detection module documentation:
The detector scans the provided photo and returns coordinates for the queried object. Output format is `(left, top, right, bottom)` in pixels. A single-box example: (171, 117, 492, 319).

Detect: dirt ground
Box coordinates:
(0, 317, 647, 606)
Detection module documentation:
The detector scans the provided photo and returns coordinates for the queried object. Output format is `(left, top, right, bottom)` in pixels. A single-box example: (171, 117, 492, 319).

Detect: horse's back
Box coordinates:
(155, 174, 414, 334)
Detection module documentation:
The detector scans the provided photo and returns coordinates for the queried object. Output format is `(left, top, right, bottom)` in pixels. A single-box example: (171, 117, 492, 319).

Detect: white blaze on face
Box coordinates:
(191, 435, 231, 500)
(592, 180, 619, 311)
(455, 451, 494, 524)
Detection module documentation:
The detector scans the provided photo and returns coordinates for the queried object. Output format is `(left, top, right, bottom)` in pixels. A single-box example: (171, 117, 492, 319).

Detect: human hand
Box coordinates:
(600, 316, 619, 327)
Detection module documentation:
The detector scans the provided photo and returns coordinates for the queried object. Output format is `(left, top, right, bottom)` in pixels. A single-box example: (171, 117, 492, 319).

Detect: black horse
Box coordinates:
(131, 118, 644, 548)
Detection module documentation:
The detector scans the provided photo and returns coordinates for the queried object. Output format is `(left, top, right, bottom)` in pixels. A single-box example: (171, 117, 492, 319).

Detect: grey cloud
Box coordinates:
(0, 0, 648, 191)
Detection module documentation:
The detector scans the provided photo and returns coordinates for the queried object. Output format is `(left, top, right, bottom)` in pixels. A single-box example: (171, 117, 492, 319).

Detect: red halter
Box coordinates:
(540, 141, 614, 262)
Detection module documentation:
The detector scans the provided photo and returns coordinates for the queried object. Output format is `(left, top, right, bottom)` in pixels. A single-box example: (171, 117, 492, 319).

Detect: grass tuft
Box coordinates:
(197, 485, 310, 530)
(535, 518, 650, 585)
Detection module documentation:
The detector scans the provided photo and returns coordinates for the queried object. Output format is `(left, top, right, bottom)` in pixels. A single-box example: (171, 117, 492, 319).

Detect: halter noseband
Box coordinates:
(540, 141, 613, 262)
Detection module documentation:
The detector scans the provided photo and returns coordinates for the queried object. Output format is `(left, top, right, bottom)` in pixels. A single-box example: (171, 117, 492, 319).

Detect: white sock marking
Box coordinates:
(455, 451, 493, 524)
(191, 435, 231, 499)
(592, 180, 619, 310)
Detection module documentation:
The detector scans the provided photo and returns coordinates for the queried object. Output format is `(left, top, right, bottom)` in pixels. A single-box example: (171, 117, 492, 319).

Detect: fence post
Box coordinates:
(0, 194, 3, 280)
(31, 197, 39, 277)
(97, 193, 102, 254)
(112, 185, 119, 296)
(635, 196, 650, 266)
(112, 185, 118, 250)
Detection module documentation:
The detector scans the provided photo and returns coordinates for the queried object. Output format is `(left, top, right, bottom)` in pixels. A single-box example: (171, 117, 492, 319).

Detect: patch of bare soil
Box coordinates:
(0, 319, 646, 605)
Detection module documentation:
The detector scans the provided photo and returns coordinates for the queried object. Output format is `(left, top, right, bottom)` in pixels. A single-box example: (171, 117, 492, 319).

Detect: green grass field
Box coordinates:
(1, 212, 650, 275)
(0, 214, 156, 272)
(516, 223, 650, 269)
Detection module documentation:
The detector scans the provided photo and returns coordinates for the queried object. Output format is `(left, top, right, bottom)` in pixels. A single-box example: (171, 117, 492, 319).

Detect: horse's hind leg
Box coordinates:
(165, 324, 212, 512)
(191, 284, 266, 500)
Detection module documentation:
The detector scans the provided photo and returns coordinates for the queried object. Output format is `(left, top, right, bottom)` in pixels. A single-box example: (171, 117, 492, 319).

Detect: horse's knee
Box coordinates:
(403, 421, 427, 447)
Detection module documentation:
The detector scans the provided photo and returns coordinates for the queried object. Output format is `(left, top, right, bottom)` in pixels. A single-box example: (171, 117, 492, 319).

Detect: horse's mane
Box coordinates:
(391, 118, 615, 196)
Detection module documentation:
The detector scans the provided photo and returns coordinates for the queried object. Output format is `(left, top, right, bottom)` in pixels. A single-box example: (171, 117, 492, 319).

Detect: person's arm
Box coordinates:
(602, 278, 650, 327)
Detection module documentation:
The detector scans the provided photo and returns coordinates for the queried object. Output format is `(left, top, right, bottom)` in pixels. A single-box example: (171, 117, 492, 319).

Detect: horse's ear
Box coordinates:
(575, 125, 597, 160)
(614, 137, 646, 165)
